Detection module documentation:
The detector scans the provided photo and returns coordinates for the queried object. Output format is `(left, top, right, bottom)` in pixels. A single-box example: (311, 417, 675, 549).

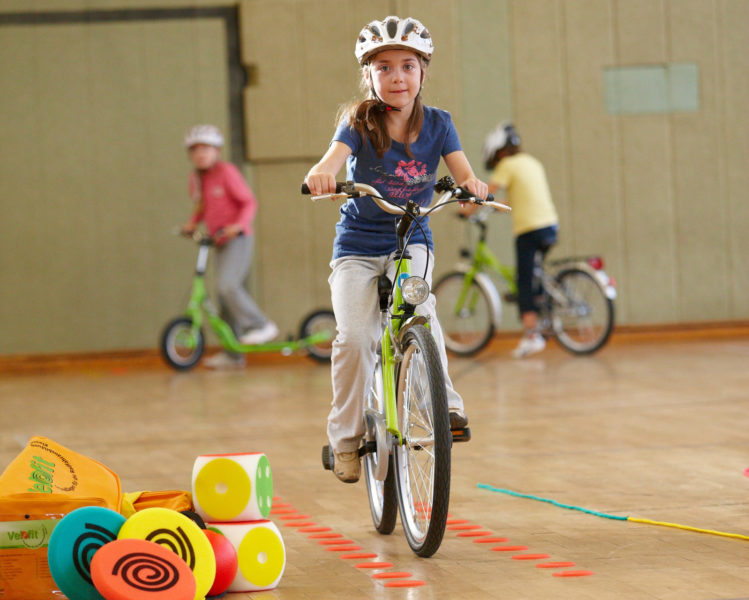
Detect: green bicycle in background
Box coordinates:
(303, 177, 510, 557)
(433, 207, 616, 356)
(160, 231, 336, 370)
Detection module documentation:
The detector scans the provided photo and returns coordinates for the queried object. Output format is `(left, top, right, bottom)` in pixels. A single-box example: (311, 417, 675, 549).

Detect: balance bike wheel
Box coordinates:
(160, 316, 204, 371)
(298, 309, 336, 363)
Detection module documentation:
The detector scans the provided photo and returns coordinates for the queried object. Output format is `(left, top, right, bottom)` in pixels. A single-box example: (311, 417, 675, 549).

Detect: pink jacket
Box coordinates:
(188, 161, 258, 236)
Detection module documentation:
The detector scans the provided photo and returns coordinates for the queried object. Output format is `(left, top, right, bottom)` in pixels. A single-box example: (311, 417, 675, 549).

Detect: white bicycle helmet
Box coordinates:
(482, 121, 520, 167)
(355, 16, 433, 65)
(184, 124, 224, 148)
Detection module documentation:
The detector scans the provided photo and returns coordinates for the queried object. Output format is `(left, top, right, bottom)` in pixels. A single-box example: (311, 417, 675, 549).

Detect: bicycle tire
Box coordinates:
(363, 352, 398, 534)
(393, 324, 451, 557)
(298, 309, 336, 363)
(160, 316, 204, 370)
(549, 268, 614, 355)
(433, 271, 495, 356)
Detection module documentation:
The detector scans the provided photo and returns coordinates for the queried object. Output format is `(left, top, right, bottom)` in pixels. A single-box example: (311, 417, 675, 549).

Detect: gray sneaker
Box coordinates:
(333, 450, 360, 483)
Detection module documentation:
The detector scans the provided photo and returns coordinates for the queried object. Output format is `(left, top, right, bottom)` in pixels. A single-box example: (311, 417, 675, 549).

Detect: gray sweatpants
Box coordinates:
(214, 234, 268, 335)
(327, 245, 464, 453)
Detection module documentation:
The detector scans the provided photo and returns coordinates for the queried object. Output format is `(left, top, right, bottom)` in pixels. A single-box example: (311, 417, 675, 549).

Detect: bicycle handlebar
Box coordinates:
(300, 179, 511, 215)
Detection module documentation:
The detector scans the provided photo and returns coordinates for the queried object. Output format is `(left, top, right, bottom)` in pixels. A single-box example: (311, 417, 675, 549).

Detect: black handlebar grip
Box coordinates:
(301, 182, 344, 194)
(486, 193, 495, 203)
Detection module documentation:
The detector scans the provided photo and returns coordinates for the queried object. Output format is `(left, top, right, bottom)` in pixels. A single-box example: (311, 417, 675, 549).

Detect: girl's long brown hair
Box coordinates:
(337, 56, 427, 159)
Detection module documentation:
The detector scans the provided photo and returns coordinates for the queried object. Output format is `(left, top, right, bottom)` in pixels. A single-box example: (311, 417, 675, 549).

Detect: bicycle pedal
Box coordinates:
(321, 445, 333, 471)
(358, 441, 377, 457)
(451, 427, 471, 443)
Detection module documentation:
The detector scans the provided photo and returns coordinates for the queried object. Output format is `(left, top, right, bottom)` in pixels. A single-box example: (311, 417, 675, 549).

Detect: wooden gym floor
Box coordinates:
(1, 328, 748, 599)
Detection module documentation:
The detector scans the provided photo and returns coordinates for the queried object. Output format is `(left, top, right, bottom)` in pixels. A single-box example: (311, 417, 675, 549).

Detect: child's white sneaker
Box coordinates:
(512, 333, 546, 359)
(204, 352, 246, 369)
(239, 321, 279, 345)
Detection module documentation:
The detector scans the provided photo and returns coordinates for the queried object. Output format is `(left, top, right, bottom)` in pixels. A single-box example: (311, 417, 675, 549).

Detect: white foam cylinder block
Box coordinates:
(207, 520, 285, 592)
(192, 452, 273, 523)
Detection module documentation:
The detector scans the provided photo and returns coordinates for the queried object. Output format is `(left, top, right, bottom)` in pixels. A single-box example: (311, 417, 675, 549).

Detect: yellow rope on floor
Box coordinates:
(627, 517, 749, 541)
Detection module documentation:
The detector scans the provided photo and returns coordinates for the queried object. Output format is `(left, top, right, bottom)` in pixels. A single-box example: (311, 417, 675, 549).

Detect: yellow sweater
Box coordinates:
(489, 153, 558, 236)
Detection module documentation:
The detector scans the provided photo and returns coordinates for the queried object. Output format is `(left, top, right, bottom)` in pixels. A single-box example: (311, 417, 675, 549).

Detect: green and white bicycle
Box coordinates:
(434, 208, 616, 356)
(302, 177, 509, 557)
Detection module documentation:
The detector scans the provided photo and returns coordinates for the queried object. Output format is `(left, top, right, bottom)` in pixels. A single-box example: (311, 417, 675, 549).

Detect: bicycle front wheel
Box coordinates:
(160, 316, 204, 370)
(393, 324, 451, 557)
(433, 271, 494, 356)
(363, 354, 397, 534)
(549, 268, 615, 355)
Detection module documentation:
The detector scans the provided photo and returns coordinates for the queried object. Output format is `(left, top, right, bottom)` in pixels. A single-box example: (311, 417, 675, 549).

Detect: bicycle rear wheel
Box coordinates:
(433, 271, 494, 356)
(298, 309, 336, 363)
(393, 324, 450, 557)
(549, 268, 614, 355)
(363, 353, 397, 534)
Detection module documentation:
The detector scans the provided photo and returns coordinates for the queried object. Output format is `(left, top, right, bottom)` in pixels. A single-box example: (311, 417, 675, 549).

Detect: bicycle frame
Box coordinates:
(380, 254, 425, 445)
(183, 238, 330, 354)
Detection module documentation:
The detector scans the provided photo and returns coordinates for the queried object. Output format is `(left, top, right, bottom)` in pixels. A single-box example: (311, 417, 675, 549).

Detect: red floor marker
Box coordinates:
(446, 518, 469, 525)
(270, 508, 296, 514)
(272, 496, 283, 501)
(458, 531, 493, 538)
(384, 580, 426, 588)
(283, 521, 315, 528)
(280, 514, 311, 520)
(318, 539, 355, 546)
(341, 553, 378, 560)
(326, 546, 362, 552)
(512, 554, 551, 560)
(371, 572, 412, 579)
(272, 502, 292, 508)
(308, 533, 342, 539)
(492, 545, 529, 552)
(536, 562, 576, 569)
(447, 524, 482, 531)
(553, 570, 594, 578)
(297, 526, 331, 533)
(355, 562, 394, 569)
(473, 537, 509, 544)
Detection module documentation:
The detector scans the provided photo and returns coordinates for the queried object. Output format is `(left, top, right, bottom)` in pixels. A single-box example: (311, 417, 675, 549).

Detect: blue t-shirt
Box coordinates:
(331, 105, 462, 259)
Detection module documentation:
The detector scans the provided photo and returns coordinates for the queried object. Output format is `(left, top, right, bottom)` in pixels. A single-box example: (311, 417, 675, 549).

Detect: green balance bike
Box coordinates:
(160, 231, 336, 370)
(302, 177, 510, 557)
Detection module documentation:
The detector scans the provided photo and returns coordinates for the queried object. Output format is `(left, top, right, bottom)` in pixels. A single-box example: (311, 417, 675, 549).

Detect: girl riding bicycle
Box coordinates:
(304, 16, 489, 483)
(481, 122, 559, 358)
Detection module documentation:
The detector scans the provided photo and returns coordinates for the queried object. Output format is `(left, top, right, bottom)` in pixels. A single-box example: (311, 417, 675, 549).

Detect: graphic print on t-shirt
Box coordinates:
(370, 159, 432, 201)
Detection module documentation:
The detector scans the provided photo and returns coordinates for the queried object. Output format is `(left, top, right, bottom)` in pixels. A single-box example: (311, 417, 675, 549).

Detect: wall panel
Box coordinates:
(668, 0, 729, 321)
(0, 16, 229, 354)
(613, 0, 678, 323)
(563, 0, 624, 292)
(719, 0, 749, 317)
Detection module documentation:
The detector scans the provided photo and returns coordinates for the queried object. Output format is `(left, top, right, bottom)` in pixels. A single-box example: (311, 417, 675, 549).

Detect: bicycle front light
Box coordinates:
(401, 276, 430, 306)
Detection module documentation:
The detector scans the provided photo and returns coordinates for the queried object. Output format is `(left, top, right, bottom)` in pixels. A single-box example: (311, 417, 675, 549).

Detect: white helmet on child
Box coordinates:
(355, 16, 434, 65)
(482, 121, 520, 167)
(184, 124, 224, 148)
